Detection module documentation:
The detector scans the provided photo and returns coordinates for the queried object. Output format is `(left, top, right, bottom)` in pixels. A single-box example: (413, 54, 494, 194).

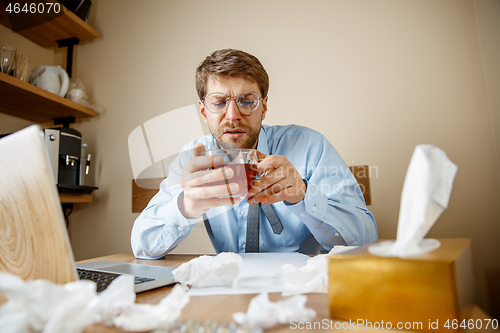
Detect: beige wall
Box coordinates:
(1, 0, 499, 316)
(474, 0, 500, 179)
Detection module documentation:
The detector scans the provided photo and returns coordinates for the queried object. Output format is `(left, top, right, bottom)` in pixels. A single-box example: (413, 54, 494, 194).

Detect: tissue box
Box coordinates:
(328, 239, 474, 332)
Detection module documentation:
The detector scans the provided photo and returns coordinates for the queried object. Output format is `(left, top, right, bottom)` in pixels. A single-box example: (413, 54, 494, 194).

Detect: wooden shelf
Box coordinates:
(59, 193, 93, 204)
(0, 0, 98, 48)
(0, 71, 95, 122)
(0, 1, 98, 207)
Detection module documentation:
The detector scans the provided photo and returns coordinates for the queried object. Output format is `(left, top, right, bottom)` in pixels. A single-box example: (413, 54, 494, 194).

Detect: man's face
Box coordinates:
(199, 75, 267, 149)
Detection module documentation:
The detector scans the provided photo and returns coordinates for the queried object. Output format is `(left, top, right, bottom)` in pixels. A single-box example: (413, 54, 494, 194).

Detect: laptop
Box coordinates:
(0, 125, 175, 293)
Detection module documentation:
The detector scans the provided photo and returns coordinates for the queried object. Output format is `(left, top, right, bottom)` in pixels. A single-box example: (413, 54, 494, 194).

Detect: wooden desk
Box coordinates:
(80, 254, 494, 333)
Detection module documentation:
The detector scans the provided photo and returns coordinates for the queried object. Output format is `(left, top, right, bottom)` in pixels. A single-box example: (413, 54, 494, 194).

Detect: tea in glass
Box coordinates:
(201, 149, 259, 198)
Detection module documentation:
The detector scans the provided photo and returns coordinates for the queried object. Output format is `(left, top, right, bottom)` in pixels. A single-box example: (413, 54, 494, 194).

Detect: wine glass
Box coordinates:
(0, 42, 17, 75)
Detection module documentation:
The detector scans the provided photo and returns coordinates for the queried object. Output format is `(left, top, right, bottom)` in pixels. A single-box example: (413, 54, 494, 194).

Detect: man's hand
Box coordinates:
(179, 143, 241, 219)
(245, 151, 306, 205)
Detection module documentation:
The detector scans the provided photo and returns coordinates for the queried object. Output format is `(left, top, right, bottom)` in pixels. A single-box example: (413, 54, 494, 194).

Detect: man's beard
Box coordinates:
(209, 121, 260, 149)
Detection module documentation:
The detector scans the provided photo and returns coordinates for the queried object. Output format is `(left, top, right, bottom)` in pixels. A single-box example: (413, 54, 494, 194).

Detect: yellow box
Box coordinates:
(328, 239, 474, 332)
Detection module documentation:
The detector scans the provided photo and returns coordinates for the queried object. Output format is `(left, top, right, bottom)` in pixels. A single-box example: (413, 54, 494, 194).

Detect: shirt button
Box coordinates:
(312, 205, 317, 212)
(242, 243, 246, 249)
(240, 209, 246, 216)
(300, 213, 306, 217)
(178, 226, 183, 231)
(335, 232, 340, 237)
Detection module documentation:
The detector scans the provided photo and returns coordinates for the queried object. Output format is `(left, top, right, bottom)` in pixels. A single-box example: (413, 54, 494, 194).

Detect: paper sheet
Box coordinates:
(187, 252, 309, 296)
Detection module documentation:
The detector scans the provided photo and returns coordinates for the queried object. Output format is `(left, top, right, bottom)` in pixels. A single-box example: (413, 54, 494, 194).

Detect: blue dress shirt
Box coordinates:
(131, 125, 377, 258)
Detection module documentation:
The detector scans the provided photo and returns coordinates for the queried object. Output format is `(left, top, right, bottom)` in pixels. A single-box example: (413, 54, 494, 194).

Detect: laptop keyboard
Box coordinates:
(77, 268, 155, 292)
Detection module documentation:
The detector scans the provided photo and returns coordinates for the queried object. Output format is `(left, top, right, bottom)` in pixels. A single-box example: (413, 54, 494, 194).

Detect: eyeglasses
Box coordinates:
(203, 92, 263, 115)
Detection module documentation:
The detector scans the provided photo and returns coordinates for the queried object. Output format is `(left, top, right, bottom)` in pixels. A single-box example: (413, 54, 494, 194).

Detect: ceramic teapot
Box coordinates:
(32, 65, 69, 97)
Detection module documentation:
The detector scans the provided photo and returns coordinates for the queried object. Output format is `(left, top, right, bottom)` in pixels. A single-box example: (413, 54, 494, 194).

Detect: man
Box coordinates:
(131, 49, 377, 258)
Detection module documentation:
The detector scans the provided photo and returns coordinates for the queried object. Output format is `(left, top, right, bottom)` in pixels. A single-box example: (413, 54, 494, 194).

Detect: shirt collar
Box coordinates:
(256, 126, 269, 155)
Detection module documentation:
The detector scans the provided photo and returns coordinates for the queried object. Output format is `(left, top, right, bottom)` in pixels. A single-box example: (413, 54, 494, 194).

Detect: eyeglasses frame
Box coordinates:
(202, 91, 264, 115)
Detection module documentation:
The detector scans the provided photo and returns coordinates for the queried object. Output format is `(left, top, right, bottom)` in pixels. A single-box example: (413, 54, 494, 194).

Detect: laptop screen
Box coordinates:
(0, 125, 77, 284)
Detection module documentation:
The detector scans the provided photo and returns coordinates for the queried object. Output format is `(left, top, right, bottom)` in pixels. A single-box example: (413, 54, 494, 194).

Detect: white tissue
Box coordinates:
(0, 271, 189, 333)
(172, 252, 242, 289)
(369, 145, 457, 257)
(282, 255, 328, 296)
(233, 292, 316, 329)
(281, 246, 356, 296)
(91, 275, 136, 326)
(0, 272, 97, 333)
(112, 284, 189, 331)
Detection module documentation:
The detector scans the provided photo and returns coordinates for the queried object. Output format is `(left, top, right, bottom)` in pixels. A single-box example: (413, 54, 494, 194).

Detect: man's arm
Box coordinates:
(130, 150, 199, 259)
(286, 178, 377, 247)
(245, 133, 377, 248)
(131, 142, 242, 259)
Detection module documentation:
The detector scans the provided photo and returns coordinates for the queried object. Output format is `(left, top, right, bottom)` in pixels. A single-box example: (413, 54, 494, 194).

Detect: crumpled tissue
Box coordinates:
(0, 271, 189, 333)
(112, 283, 189, 331)
(172, 252, 242, 289)
(0, 272, 96, 333)
(281, 246, 356, 296)
(233, 292, 316, 329)
(369, 144, 457, 257)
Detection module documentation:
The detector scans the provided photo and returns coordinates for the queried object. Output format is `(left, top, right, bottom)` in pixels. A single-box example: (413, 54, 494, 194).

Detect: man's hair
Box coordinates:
(196, 49, 269, 100)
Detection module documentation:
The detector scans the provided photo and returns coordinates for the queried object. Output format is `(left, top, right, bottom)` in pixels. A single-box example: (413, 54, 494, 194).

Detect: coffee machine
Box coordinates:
(44, 126, 98, 194)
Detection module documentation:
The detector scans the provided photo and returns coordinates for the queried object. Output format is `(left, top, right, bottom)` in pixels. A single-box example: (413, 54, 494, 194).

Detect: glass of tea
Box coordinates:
(201, 148, 259, 198)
